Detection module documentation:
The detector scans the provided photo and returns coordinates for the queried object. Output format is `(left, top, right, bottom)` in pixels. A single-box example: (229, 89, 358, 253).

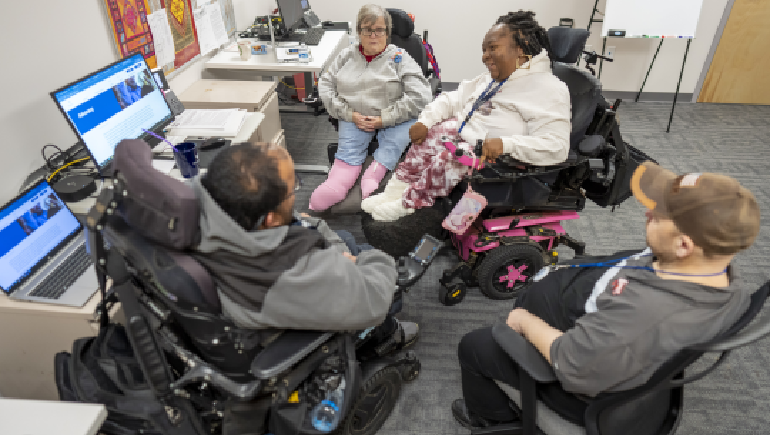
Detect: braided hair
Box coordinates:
(495, 11, 552, 59)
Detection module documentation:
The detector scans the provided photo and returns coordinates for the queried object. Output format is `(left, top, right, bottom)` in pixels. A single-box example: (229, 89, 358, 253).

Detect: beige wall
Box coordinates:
(311, 0, 728, 94)
(0, 0, 728, 204)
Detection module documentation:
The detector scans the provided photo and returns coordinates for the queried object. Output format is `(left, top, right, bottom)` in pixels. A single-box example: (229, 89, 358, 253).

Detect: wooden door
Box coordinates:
(698, 0, 770, 104)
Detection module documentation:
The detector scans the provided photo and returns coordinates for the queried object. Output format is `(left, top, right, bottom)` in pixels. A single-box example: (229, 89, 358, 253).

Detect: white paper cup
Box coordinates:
(238, 41, 252, 60)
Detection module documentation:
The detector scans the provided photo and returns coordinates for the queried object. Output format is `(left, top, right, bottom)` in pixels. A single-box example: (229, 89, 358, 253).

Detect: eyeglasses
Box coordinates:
(360, 28, 387, 36)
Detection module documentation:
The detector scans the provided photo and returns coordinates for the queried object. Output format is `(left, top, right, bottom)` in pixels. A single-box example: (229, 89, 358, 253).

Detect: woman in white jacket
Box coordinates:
(362, 11, 571, 222)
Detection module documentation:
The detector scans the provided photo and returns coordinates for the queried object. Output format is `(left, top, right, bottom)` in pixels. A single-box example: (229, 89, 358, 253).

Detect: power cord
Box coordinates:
(47, 157, 91, 182)
(42, 143, 96, 184)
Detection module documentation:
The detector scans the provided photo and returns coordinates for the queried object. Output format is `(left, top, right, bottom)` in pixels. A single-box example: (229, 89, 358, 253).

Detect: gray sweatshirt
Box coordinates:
(319, 44, 432, 127)
(190, 177, 398, 332)
(550, 250, 751, 397)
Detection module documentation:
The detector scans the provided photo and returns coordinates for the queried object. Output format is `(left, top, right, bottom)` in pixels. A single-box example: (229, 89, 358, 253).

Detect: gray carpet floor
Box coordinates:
(281, 101, 770, 435)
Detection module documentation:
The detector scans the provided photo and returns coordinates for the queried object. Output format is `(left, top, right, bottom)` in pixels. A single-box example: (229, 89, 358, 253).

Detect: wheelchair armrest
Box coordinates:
(251, 331, 334, 380)
(491, 322, 557, 383)
(577, 135, 606, 157)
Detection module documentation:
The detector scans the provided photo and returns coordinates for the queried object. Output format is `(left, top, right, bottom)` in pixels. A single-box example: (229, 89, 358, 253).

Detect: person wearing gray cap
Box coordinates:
(451, 161, 761, 429)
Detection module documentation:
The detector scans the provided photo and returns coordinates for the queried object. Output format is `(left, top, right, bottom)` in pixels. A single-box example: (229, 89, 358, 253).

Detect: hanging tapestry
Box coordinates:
(159, 0, 201, 69)
(104, 0, 157, 68)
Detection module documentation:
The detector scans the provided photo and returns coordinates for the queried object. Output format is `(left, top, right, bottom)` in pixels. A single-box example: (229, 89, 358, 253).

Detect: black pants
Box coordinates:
(459, 269, 590, 425)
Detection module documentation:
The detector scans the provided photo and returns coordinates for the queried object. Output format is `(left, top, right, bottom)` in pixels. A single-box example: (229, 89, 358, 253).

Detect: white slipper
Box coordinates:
(371, 199, 415, 222)
(361, 177, 410, 214)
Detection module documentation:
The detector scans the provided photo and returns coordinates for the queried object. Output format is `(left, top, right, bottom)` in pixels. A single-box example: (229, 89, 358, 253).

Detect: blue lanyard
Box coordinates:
(554, 253, 728, 277)
(458, 79, 507, 134)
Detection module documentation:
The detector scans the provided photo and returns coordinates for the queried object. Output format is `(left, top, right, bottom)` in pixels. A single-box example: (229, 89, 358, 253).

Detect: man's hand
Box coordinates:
(506, 307, 563, 365)
(506, 308, 531, 334)
(342, 252, 357, 263)
(482, 138, 504, 162)
(409, 122, 428, 144)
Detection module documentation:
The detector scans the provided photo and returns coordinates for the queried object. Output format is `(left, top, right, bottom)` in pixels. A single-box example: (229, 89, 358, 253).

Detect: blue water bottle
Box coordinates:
(310, 379, 345, 432)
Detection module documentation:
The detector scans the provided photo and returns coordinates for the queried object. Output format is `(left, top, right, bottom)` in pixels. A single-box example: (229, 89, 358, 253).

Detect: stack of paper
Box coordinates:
(167, 109, 248, 137)
(195, 2, 230, 56)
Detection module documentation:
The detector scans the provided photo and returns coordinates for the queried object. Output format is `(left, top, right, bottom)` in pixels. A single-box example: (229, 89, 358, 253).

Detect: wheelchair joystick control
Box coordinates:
(474, 139, 484, 158)
(397, 257, 409, 283)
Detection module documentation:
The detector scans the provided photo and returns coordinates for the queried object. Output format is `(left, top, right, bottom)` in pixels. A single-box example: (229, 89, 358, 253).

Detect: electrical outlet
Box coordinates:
(584, 44, 593, 52)
(606, 46, 616, 59)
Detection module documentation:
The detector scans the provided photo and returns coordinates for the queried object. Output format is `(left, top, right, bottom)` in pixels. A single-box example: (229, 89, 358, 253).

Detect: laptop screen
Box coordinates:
(0, 181, 81, 294)
(51, 53, 173, 172)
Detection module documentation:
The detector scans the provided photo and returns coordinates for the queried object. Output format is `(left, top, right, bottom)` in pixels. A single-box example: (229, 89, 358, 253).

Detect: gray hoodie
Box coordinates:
(190, 177, 398, 332)
(319, 44, 432, 127)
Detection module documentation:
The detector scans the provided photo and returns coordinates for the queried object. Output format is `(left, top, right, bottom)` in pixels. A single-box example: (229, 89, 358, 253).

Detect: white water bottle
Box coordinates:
(310, 378, 345, 432)
(298, 43, 310, 63)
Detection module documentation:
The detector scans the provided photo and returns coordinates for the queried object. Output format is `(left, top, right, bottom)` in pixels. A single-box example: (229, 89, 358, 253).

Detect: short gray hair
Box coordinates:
(356, 4, 392, 37)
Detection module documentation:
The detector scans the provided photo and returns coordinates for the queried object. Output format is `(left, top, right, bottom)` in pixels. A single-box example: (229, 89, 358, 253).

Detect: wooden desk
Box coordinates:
(0, 398, 107, 435)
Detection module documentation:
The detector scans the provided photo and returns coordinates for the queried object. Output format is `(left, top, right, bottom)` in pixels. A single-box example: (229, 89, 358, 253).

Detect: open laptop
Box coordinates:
(0, 179, 98, 307)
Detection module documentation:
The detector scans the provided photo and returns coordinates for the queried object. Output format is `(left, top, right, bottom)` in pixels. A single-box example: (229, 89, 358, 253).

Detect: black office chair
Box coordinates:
(475, 281, 770, 435)
(53, 140, 428, 435)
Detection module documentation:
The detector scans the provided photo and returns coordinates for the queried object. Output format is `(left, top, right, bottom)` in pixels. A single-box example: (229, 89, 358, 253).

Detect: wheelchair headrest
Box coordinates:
(547, 27, 590, 63)
(387, 8, 414, 39)
(114, 139, 200, 250)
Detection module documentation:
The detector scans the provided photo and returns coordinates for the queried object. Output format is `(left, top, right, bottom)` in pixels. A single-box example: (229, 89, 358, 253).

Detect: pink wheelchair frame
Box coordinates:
(437, 138, 586, 305)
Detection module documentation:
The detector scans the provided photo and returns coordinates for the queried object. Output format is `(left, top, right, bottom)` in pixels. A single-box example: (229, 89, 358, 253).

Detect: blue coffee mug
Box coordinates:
(173, 142, 199, 178)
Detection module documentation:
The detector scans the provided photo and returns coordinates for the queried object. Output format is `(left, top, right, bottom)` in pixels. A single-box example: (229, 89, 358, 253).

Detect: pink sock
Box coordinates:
(309, 159, 362, 211)
(360, 161, 389, 199)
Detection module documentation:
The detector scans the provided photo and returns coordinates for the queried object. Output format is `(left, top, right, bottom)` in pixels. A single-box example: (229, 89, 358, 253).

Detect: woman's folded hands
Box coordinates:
(353, 111, 383, 132)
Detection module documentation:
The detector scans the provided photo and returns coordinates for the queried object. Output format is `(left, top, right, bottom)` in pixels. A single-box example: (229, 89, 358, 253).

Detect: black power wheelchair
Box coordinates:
(53, 140, 437, 435)
(361, 27, 654, 305)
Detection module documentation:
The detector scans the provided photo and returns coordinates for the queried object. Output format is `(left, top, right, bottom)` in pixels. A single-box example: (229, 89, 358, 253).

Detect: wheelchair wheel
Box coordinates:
(477, 244, 545, 300)
(338, 366, 402, 435)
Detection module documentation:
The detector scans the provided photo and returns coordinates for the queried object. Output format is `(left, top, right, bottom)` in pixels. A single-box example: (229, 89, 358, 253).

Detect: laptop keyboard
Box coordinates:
(29, 245, 92, 299)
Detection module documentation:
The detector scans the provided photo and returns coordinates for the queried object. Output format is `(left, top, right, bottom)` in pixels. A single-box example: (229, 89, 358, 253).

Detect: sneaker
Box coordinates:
(452, 399, 513, 430)
(374, 320, 419, 357)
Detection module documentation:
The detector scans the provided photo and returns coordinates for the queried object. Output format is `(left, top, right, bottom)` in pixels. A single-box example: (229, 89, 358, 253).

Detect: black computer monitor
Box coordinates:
(277, 0, 312, 31)
(50, 53, 174, 174)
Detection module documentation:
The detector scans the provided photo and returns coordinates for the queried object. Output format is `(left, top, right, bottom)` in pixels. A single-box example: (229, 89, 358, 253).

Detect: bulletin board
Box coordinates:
(104, 0, 158, 69)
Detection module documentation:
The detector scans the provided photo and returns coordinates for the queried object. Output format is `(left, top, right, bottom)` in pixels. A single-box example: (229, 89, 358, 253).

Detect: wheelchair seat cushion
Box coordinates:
(113, 139, 201, 250)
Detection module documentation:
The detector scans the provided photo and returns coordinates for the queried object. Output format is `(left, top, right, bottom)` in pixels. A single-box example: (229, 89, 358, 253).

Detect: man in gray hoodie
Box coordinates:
(190, 144, 418, 354)
(452, 162, 761, 429)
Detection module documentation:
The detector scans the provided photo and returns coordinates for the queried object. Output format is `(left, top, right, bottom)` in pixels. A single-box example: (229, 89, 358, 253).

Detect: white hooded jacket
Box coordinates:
(417, 50, 571, 165)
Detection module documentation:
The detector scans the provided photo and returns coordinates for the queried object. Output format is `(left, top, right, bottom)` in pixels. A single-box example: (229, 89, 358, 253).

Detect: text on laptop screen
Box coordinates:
(0, 182, 81, 293)
(51, 53, 172, 169)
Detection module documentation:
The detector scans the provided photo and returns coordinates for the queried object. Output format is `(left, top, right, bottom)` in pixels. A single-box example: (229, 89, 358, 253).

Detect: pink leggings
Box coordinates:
(394, 118, 470, 209)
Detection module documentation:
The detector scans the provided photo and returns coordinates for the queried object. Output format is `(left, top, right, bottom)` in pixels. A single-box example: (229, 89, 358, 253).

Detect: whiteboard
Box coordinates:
(602, 0, 705, 39)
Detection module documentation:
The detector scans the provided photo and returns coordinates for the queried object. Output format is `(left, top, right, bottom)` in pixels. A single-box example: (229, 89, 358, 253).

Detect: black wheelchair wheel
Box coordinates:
(338, 366, 402, 435)
(477, 244, 545, 300)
